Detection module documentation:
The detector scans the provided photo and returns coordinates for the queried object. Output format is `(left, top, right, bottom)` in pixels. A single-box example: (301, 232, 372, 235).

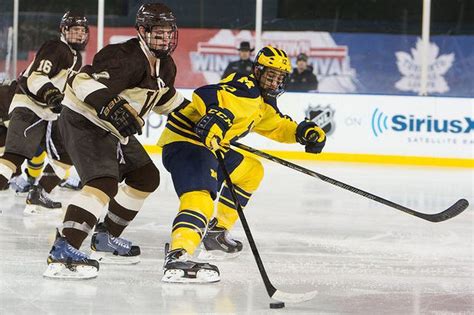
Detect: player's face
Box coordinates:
(65, 26, 88, 45)
(149, 25, 175, 51)
(260, 68, 288, 91)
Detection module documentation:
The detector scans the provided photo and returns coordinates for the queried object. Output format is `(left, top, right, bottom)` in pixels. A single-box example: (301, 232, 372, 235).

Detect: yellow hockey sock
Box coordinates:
(171, 191, 214, 255)
(27, 151, 46, 179)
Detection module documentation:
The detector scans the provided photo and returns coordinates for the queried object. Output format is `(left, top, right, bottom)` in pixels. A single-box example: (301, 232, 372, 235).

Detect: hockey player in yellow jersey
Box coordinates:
(158, 46, 326, 283)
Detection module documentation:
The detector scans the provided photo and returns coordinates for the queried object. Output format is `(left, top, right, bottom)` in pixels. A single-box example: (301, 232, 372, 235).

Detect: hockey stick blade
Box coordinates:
(272, 289, 318, 303)
(421, 198, 469, 222)
(233, 142, 470, 223)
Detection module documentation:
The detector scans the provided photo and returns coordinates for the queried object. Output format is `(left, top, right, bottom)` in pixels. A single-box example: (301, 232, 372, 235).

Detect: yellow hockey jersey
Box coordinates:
(158, 72, 298, 148)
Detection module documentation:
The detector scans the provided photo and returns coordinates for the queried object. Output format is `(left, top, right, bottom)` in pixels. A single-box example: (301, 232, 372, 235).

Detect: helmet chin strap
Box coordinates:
(138, 31, 163, 58)
(60, 32, 76, 52)
(137, 31, 158, 58)
(60, 33, 68, 44)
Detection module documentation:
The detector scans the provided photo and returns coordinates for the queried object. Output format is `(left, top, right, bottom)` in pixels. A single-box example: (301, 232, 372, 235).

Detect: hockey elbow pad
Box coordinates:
(195, 106, 234, 151)
(98, 96, 144, 137)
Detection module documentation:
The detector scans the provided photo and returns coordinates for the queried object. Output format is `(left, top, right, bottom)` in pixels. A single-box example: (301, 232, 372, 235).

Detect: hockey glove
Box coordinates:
(304, 140, 326, 154)
(44, 88, 64, 114)
(195, 106, 234, 151)
(98, 96, 144, 137)
(296, 120, 326, 154)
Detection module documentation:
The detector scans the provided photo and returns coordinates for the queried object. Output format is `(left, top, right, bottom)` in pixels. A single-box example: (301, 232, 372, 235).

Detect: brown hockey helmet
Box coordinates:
(135, 3, 178, 58)
(60, 11, 89, 51)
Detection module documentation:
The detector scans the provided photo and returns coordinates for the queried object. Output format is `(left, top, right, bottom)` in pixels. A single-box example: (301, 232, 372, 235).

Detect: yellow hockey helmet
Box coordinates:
(253, 46, 292, 98)
(254, 46, 292, 73)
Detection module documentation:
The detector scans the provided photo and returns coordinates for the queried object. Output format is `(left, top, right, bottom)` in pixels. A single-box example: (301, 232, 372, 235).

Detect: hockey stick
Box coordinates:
(232, 142, 469, 223)
(215, 150, 318, 304)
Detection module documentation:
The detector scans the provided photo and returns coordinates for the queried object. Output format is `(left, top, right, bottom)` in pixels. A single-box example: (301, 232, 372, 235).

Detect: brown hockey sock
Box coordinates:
(0, 153, 24, 189)
(104, 198, 139, 237)
(39, 164, 62, 193)
(62, 204, 98, 249)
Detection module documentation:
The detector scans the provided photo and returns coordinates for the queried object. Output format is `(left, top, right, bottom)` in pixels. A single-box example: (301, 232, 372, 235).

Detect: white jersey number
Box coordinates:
(37, 60, 53, 74)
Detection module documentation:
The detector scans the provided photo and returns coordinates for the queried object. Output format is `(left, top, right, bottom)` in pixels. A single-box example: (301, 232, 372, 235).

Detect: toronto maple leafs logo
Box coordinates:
(395, 38, 454, 94)
(305, 105, 335, 136)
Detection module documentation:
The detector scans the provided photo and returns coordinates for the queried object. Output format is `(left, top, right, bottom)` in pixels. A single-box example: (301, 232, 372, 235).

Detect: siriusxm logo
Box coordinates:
(371, 108, 473, 137)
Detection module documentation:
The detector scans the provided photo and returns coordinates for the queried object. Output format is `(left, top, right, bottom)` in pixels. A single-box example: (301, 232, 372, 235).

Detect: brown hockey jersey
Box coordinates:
(63, 37, 184, 142)
(10, 38, 82, 121)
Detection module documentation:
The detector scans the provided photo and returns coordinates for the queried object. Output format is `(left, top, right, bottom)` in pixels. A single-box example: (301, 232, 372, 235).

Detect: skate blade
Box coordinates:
(24, 204, 63, 215)
(197, 248, 241, 261)
(43, 263, 98, 280)
(90, 250, 140, 265)
(161, 269, 220, 283)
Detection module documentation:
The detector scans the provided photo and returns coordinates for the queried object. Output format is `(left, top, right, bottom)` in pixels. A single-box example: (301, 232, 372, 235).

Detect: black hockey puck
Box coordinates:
(269, 302, 285, 309)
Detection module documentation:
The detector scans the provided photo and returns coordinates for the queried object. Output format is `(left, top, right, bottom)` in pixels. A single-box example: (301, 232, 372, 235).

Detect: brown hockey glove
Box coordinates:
(44, 88, 64, 114)
(98, 96, 144, 137)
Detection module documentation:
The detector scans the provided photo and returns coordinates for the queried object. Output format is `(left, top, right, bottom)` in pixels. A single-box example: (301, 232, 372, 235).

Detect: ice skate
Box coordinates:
(10, 172, 35, 195)
(24, 185, 62, 215)
(198, 218, 243, 261)
(90, 222, 141, 264)
(43, 234, 99, 279)
(162, 245, 220, 283)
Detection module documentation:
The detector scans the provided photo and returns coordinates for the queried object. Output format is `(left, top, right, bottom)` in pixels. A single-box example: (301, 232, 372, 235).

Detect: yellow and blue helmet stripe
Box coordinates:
(254, 46, 292, 74)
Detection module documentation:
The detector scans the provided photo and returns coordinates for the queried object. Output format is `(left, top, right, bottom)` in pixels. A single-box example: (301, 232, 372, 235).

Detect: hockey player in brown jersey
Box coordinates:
(0, 80, 17, 157)
(0, 12, 89, 214)
(0, 80, 47, 194)
(44, 3, 189, 279)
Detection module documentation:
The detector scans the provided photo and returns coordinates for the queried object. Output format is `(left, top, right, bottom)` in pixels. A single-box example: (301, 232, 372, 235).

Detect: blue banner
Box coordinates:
(332, 33, 474, 97)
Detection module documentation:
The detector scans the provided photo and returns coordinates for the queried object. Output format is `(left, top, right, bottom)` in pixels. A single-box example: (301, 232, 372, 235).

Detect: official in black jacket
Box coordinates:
(221, 41, 254, 79)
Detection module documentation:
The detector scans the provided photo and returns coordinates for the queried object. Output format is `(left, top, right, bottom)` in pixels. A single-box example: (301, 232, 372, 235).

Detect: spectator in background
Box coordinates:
(287, 53, 318, 92)
(221, 41, 254, 79)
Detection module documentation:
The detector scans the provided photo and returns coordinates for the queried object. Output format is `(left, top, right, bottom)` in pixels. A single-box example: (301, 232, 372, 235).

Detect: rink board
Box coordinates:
(137, 90, 473, 168)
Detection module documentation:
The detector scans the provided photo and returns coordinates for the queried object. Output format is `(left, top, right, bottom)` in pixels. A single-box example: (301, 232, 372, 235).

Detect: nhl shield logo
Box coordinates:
(305, 105, 335, 136)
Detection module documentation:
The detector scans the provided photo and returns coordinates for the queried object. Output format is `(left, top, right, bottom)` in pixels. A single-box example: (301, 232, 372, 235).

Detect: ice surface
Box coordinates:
(0, 157, 472, 314)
